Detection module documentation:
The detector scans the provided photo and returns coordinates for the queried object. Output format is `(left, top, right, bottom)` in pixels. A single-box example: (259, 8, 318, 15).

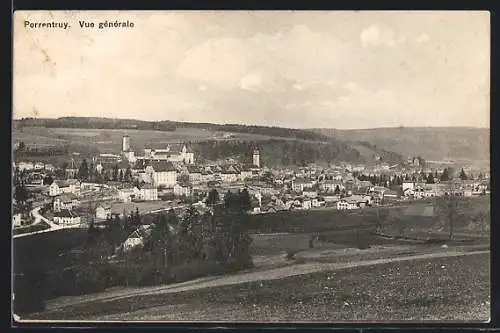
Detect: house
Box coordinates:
(53, 209, 81, 226)
(144, 161, 178, 187)
(302, 199, 312, 210)
(201, 169, 215, 182)
(303, 188, 318, 198)
(220, 167, 239, 183)
(34, 162, 45, 170)
(402, 182, 415, 192)
(49, 180, 80, 197)
(17, 162, 34, 171)
(292, 178, 314, 193)
(173, 183, 192, 197)
(336, 199, 359, 210)
(187, 165, 202, 183)
(239, 166, 253, 181)
(118, 186, 140, 202)
(13, 213, 22, 228)
(140, 185, 158, 201)
(320, 180, 344, 193)
(323, 194, 341, 203)
(53, 194, 80, 212)
(95, 204, 112, 220)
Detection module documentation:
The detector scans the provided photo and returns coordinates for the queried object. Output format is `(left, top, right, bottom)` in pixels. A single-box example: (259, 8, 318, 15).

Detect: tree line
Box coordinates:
(192, 139, 363, 166)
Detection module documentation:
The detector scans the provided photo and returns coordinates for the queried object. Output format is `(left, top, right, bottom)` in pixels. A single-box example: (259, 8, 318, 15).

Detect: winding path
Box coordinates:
(43, 248, 488, 313)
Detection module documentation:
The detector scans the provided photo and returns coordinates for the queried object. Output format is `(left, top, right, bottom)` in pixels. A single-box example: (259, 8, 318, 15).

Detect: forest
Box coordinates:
(192, 139, 364, 166)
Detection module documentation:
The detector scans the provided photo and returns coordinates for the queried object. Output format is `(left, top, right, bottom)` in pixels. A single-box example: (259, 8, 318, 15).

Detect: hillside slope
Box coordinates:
(13, 118, 404, 165)
(311, 127, 489, 162)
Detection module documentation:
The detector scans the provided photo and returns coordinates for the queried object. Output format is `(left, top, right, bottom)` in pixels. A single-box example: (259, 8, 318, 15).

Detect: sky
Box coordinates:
(13, 11, 490, 129)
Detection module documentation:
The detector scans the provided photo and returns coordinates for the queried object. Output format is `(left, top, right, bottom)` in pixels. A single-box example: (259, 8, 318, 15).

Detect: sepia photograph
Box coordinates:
(12, 10, 490, 323)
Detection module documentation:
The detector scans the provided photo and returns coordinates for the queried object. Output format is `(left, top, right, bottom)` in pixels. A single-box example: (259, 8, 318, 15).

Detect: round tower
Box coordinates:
(122, 135, 130, 152)
(253, 149, 260, 168)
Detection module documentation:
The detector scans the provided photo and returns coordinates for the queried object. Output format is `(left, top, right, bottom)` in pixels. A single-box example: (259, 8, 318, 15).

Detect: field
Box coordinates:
(13, 127, 307, 156)
(27, 252, 490, 321)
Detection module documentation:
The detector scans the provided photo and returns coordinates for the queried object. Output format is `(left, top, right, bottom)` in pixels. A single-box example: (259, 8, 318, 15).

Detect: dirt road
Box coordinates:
(39, 248, 489, 317)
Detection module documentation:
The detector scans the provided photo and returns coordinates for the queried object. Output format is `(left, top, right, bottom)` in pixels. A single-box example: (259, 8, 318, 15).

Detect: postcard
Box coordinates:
(12, 10, 490, 323)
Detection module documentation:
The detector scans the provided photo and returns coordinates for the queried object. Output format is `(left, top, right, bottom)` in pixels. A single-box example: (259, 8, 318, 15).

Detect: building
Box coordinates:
(150, 162, 178, 187)
(49, 180, 80, 197)
(122, 135, 130, 152)
(173, 183, 192, 197)
(95, 204, 112, 220)
(220, 167, 239, 183)
(291, 179, 314, 193)
(140, 185, 158, 201)
(53, 209, 81, 226)
(187, 165, 202, 183)
(13, 213, 22, 228)
(320, 180, 345, 193)
(253, 150, 260, 168)
(336, 199, 359, 210)
(303, 188, 318, 198)
(142, 144, 195, 164)
(53, 195, 80, 212)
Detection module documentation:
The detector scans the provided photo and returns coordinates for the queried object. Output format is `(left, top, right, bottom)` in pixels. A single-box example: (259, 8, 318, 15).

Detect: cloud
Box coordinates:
(360, 24, 397, 47)
(177, 37, 250, 89)
(415, 33, 430, 43)
(239, 71, 263, 91)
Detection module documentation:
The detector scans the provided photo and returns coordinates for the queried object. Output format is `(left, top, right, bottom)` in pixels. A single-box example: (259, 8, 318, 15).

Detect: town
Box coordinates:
(13, 134, 490, 239)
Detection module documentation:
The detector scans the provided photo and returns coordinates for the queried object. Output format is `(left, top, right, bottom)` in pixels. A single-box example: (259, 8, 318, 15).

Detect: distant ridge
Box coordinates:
(12, 117, 406, 165)
(311, 127, 490, 161)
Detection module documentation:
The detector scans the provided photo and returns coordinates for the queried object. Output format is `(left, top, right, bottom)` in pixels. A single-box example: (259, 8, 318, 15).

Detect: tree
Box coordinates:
(426, 173, 435, 184)
(440, 168, 450, 182)
(118, 169, 123, 182)
(206, 188, 219, 207)
(334, 185, 340, 195)
(459, 168, 468, 181)
(238, 189, 252, 213)
(78, 159, 89, 181)
(43, 175, 54, 185)
(124, 167, 132, 182)
(113, 165, 119, 182)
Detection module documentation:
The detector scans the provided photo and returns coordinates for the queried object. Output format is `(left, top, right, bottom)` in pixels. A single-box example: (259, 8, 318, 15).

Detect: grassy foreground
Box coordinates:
(27, 252, 490, 322)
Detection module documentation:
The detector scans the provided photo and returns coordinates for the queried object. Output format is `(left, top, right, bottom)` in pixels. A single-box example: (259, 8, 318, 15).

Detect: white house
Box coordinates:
(302, 199, 312, 210)
(49, 182, 62, 196)
(149, 161, 178, 187)
(402, 182, 415, 192)
(173, 183, 192, 197)
(49, 180, 80, 197)
(303, 188, 318, 198)
(336, 199, 359, 210)
(53, 209, 81, 226)
(95, 204, 112, 220)
(140, 185, 158, 201)
(13, 213, 22, 228)
(17, 162, 34, 171)
(118, 187, 140, 202)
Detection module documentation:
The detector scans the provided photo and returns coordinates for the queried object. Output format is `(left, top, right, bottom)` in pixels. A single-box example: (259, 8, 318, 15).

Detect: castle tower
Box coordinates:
(253, 150, 260, 168)
(122, 135, 130, 152)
